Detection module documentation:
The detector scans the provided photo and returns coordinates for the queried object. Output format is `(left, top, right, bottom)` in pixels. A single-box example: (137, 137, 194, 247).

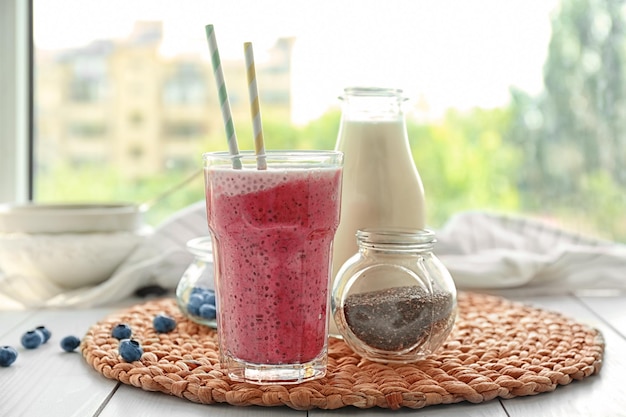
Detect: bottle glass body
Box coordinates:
(331, 87, 426, 334)
(332, 228, 456, 364)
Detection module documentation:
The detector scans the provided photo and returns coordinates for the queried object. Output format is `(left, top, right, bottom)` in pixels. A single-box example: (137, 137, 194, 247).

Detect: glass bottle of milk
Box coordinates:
(331, 87, 426, 333)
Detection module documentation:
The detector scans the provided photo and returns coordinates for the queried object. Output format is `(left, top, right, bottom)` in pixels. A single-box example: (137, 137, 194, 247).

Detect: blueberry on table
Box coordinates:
(119, 339, 143, 362)
(35, 326, 52, 343)
(60, 335, 81, 352)
(0, 346, 18, 367)
(111, 323, 132, 340)
(153, 314, 176, 333)
(21, 330, 44, 349)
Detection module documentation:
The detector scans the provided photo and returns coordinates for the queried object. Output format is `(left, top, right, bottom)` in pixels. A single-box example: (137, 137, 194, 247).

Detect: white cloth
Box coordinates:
(3, 206, 625, 309)
(0, 201, 209, 309)
(435, 211, 626, 293)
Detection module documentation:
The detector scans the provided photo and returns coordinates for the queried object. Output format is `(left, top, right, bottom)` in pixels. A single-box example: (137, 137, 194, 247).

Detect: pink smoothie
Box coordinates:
(206, 165, 342, 364)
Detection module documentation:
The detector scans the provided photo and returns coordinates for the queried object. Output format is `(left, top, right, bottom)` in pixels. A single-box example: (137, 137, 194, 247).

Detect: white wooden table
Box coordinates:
(1, 292, 625, 417)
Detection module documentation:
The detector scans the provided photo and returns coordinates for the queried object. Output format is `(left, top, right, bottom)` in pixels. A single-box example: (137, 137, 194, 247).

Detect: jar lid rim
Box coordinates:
(186, 236, 213, 256)
(340, 87, 406, 100)
(356, 228, 436, 244)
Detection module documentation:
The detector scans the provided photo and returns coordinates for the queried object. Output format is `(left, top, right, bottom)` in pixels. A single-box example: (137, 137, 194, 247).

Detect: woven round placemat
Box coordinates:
(82, 292, 604, 410)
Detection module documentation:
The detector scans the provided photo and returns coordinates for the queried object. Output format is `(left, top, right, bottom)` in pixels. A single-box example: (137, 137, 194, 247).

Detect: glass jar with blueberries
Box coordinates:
(175, 236, 217, 327)
(332, 228, 457, 364)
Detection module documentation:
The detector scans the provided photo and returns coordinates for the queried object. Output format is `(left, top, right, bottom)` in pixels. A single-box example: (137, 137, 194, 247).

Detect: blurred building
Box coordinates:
(35, 21, 294, 179)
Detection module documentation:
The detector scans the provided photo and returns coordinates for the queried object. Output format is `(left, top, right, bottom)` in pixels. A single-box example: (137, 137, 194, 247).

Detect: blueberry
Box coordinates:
(204, 292, 216, 306)
(187, 293, 205, 316)
(187, 287, 217, 318)
(21, 330, 44, 349)
(60, 335, 81, 352)
(35, 326, 52, 343)
(0, 346, 18, 367)
(119, 339, 143, 362)
(191, 286, 208, 295)
(199, 304, 216, 319)
(192, 287, 215, 301)
(190, 287, 202, 295)
(153, 314, 176, 333)
(111, 324, 132, 340)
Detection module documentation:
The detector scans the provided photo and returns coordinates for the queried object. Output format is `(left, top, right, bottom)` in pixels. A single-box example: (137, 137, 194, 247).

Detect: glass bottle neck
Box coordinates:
(339, 87, 407, 121)
(356, 228, 435, 254)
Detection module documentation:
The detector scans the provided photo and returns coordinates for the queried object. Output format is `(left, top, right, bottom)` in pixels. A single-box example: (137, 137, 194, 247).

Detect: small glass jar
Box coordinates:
(175, 236, 217, 328)
(331, 228, 457, 363)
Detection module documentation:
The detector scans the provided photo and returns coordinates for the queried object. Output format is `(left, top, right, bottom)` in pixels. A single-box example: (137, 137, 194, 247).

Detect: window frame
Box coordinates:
(0, 0, 32, 203)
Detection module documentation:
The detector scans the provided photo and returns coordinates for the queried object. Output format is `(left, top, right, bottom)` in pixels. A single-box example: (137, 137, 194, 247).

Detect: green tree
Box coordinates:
(510, 0, 626, 196)
(408, 108, 521, 227)
(507, 0, 626, 241)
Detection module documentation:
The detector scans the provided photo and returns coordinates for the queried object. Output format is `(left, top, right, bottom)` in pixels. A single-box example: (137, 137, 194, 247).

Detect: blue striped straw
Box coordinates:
(205, 24, 241, 169)
(244, 42, 267, 170)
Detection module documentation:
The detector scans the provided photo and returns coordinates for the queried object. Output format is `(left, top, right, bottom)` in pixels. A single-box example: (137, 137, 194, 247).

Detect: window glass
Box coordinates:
(33, 0, 626, 242)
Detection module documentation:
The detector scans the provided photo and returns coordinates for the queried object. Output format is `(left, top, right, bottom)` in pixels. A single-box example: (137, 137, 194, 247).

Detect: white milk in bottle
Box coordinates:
(331, 87, 426, 334)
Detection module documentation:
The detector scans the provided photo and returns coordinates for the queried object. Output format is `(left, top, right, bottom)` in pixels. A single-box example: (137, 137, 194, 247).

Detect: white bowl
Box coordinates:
(0, 231, 146, 289)
(0, 203, 143, 234)
(0, 203, 147, 289)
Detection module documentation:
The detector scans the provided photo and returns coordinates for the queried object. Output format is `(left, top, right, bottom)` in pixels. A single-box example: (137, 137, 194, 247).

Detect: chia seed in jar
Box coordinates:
(342, 286, 454, 352)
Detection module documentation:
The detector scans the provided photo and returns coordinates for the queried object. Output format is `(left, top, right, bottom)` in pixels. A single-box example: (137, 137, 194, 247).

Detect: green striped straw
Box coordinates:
(244, 42, 267, 170)
(205, 24, 242, 169)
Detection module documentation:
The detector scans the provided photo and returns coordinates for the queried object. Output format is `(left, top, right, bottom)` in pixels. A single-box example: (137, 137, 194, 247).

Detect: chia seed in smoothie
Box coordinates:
(206, 165, 342, 365)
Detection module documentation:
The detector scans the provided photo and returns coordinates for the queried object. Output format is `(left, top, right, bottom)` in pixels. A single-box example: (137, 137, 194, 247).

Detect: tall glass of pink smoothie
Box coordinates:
(203, 150, 343, 384)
